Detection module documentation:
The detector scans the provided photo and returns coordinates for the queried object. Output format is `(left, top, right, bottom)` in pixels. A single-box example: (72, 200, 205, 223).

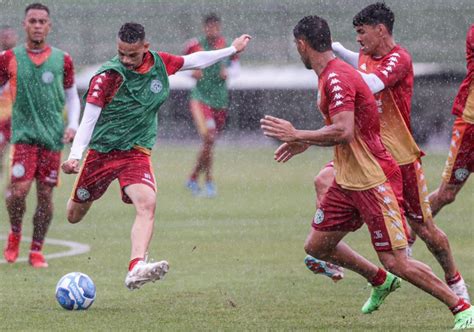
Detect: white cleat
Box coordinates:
(125, 260, 169, 290)
(449, 278, 471, 304)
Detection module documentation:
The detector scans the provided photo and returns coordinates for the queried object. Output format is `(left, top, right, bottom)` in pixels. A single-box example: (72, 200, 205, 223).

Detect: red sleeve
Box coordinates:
(183, 38, 203, 55)
(0, 50, 14, 86)
(158, 52, 184, 75)
(325, 73, 356, 118)
(467, 24, 474, 51)
(371, 50, 412, 88)
(85, 70, 123, 108)
(63, 53, 75, 89)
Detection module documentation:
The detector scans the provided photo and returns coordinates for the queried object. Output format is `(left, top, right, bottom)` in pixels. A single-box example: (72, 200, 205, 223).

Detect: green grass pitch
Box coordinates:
(0, 143, 472, 331)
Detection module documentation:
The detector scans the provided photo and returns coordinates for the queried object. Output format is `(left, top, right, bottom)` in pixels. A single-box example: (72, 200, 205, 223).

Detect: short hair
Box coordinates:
(25, 3, 50, 16)
(203, 13, 220, 25)
(353, 2, 394, 35)
(293, 16, 332, 52)
(118, 22, 145, 43)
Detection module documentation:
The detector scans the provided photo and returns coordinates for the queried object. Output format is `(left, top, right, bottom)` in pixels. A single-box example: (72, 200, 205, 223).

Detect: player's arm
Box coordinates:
(0, 50, 12, 88)
(357, 71, 385, 94)
(332, 42, 359, 68)
(63, 54, 81, 143)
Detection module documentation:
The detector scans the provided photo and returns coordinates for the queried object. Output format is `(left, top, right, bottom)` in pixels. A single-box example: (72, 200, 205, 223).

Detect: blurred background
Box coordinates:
(1, 0, 473, 144)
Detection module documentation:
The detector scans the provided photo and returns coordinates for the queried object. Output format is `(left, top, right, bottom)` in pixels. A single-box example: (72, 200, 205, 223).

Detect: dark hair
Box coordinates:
(353, 2, 394, 34)
(25, 3, 50, 15)
(293, 16, 332, 52)
(203, 13, 220, 25)
(118, 22, 145, 43)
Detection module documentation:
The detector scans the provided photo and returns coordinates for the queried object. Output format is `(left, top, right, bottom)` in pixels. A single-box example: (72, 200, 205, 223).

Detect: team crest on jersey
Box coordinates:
(314, 209, 324, 225)
(454, 168, 469, 182)
(12, 163, 25, 178)
(42, 71, 54, 84)
(150, 79, 163, 93)
(76, 188, 91, 201)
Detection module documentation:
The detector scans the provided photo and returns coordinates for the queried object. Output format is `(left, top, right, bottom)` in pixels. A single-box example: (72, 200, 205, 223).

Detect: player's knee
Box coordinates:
(134, 198, 156, 220)
(67, 210, 82, 224)
(304, 241, 329, 260)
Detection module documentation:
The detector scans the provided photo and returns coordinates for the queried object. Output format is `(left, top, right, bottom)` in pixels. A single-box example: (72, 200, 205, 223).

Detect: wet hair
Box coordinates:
(118, 22, 145, 43)
(353, 2, 394, 35)
(203, 13, 220, 25)
(293, 16, 332, 52)
(25, 3, 50, 16)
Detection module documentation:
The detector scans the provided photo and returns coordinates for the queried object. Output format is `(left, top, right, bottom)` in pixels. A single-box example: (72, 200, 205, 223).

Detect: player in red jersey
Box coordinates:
(304, 2, 470, 302)
(429, 23, 474, 217)
(261, 16, 473, 328)
(1, 3, 81, 268)
(61, 22, 251, 289)
(0, 26, 17, 176)
(184, 13, 240, 197)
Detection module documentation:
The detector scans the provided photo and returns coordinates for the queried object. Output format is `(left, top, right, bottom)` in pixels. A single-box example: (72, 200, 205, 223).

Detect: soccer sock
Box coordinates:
(30, 240, 44, 252)
(446, 271, 462, 285)
(11, 224, 22, 235)
(190, 174, 198, 181)
(129, 257, 144, 271)
(450, 298, 471, 315)
(368, 268, 387, 287)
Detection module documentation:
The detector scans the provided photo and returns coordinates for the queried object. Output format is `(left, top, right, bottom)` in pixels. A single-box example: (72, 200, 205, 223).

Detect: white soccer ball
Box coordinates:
(55, 272, 96, 310)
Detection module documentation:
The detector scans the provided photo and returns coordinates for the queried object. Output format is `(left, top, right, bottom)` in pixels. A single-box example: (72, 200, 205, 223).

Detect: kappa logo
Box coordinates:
(454, 168, 469, 182)
(314, 209, 324, 225)
(42, 71, 54, 84)
(12, 163, 25, 178)
(76, 188, 91, 201)
(150, 79, 163, 93)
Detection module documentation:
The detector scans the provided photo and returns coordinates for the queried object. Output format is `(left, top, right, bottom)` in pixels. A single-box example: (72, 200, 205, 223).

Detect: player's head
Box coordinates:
(353, 2, 394, 55)
(293, 16, 332, 69)
(117, 22, 150, 70)
(203, 13, 221, 40)
(0, 25, 18, 51)
(23, 3, 51, 45)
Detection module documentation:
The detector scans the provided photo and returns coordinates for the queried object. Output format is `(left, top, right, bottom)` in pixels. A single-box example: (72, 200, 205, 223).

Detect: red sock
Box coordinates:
(30, 240, 44, 252)
(450, 298, 471, 315)
(368, 268, 387, 287)
(446, 271, 462, 285)
(128, 257, 143, 271)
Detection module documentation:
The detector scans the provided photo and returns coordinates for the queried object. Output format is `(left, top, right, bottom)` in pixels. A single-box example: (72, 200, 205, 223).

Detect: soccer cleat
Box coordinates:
(186, 179, 201, 196)
(361, 272, 401, 314)
(125, 260, 169, 290)
(304, 255, 344, 282)
(29, 251, 48, 268)
(4, 232, 21, 263)
(453, 306, 474, 330)
(450, 279, 471, 304)
(203, 181, 217, 198)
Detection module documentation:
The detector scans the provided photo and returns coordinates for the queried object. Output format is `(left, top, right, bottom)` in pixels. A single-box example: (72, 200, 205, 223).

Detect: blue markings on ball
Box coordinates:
(56, 272, 96, 310)
(56, 288, 75, 310)
(78, 275, 96, 299)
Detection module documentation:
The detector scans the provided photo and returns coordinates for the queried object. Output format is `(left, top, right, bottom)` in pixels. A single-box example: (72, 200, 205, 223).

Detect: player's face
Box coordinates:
(23, 9, 51, 45)
(117, 40, 149, 70)
(355, 24, 382, 56)
(295, 38, 311, 69)
(0, 30, 18, 51)
(204, 22, 221, 40)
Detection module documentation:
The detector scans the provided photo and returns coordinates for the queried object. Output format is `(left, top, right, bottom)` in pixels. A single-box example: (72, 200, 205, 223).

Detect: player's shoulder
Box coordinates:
(388, 45, 412, 63)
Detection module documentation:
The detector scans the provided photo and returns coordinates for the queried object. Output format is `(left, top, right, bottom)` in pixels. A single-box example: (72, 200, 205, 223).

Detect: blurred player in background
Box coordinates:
(303, 2, 470, 303)
(184, 13, 240, 198)
(0, 25, 17, 176)
(61, 22, 251, 289)
(429, 23, 474, 217)
(0, 3, 80, 268)
(261, 15, 473, 329)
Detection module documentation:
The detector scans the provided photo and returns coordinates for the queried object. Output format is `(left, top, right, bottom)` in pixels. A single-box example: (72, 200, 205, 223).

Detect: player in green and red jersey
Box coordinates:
(185, 13, 240, 197)
(61, 22, 251, 289)
(1, 3, 81, 268)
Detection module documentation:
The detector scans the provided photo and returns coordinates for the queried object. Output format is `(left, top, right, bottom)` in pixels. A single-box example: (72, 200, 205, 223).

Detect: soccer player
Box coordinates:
(61, 23, 251, 290)
(1, 3, 81, 268)
(261, 15, 473, 329)
(184, 13, 240, 197)
(0, 26, 18, 176)
(304, 2, 470, 302)
(428, 23, 474, 217)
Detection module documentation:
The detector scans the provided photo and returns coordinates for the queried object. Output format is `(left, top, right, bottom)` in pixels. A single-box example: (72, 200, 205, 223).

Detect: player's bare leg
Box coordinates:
(314, 166, 333, 208)
(66, 199, 93, 224)
(429, 181, 466, 217)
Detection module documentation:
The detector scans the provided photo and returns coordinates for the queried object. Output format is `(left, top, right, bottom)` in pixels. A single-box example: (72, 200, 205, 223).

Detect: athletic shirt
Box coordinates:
(86, 51, 183, 153)
(318, 58, 398, 191)
(359, 45, 422, 165)
(452, 23, 474, 124)
(184, 36, 233, 109)
(0, 45, 75, 151)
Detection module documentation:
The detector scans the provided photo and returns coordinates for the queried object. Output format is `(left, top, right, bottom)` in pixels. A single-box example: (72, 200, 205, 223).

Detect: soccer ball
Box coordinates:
(55, 272, 96, 310)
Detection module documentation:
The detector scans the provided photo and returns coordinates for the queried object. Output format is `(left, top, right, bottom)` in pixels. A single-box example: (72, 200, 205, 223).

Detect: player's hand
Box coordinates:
(192, 69, 203, 80)
(63, 128, 76, 144)
(260, 115, 298, 142)
(61, 159, 80, 174)
(274, 142, 309, 163)
(232, 34, 252, 53)
(220, 66, 228, 80)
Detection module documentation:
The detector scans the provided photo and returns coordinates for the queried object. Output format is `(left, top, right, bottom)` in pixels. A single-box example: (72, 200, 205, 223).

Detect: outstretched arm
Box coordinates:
(63, 83, 81, 143)
(332, 42, 359, 68)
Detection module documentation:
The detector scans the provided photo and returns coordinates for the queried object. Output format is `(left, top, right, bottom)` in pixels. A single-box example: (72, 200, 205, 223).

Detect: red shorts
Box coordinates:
(313, 169, 408, 252)
(194, 101, 227, 134)
(71, 149, 156, 204)
(10, 143, 61, 186)
(0, 118, 11, 150)
(442, 117, 473, 185)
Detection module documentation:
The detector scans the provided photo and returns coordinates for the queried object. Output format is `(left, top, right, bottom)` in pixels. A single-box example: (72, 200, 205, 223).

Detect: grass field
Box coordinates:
(0, 143, 472, 331)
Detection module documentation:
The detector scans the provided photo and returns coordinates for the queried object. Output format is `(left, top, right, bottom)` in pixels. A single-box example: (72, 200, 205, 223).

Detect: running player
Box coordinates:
(261, 15, 473, 329)
(304, 2, 470, 302)
(1, 3, 81, 268)
(61, 22, 251, 290)
(429, 23, 474, 217)
(185, 13, 240, 197)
